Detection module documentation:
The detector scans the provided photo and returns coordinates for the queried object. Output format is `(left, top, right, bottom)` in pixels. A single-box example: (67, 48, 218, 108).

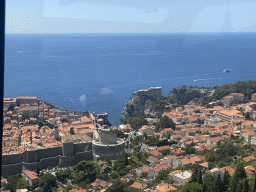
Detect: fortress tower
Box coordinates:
(92, 126, 125, 162)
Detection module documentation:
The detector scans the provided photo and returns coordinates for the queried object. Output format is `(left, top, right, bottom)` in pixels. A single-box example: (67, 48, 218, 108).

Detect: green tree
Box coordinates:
(70, 127, 75, 135)
(215, 173, 222, 192)
(198, 169, 202, 185)
(231, 163, 247, 192)
(16, 178, 30, 190)
(64, 185, 73, 192)
(105, 179, 129, 192)
(236, 181, 244, 192)
(117, 130, 125, 138)
(182, 146, 196, 154)
(191, 165, 199, 183)
(243, 179, 250, 192)
(73, 160, 99, 185)
(154, 115, 175, 131)
(202, 173, 215, 192)
(56, 169, 72, 182)
(3, 174, 23, 192)
(181, 182, 203, 192)
(234, 163, 247, 180)
(222, 170, 231, 192)
(107, 159, 112, 167)
(141, 171, 148, 178)
(254, 175, 256, 192)
(38, 173, 57, 192)
(202, 183, 207, 192)
(245, 112, 251, 120)
(127, 111, 147, 129)
(111, 171, 120, 179)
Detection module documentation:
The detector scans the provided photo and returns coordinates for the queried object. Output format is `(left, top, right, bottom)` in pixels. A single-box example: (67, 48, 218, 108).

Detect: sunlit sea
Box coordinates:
(4, 33, 256, 125)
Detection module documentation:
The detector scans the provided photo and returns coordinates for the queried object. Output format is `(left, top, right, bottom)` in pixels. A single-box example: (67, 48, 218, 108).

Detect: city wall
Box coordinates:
(73, 142, 92, 154)
(2, 142, 93, 177)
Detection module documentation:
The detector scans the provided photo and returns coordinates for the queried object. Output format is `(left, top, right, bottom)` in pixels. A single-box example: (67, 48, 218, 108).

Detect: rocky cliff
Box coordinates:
(122, 95, 157, 117)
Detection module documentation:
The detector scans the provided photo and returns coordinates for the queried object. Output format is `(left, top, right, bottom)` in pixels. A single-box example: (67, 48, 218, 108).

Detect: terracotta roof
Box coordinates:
(156, 184, 177, 192)
(180, 157, 192, 165)
(69, 188, 88, 192)
(220, 166, 235, 175)
(91, 179, 102, 187)
(130, 182, 148, 190)
(245, 165, 255, 176)
(199, 162, 208, 168)
(139, 166, 150, 172)
(23, 170, 38, 180)
(243, 155, 256, 162)
(148, 150, 163, 157)
(157, 145, 170, 151)
(1, 177, 6, 183)
(165, 155, 178, 160)
(171, 148, 185, 154)
(140, 125, 153, 130)
(219, 109, 243, 117)
(241, 128, 255, 136)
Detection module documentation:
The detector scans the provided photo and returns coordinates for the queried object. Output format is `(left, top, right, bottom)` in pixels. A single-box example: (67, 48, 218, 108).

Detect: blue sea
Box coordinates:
(4, 33, 256, 125)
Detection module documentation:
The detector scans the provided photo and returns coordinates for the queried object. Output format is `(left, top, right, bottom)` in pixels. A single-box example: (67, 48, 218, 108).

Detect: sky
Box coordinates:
(5, 0, 256, 33)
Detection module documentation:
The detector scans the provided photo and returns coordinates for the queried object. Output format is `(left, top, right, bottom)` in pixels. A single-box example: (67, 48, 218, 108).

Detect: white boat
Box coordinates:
(223, 69, 231, 72)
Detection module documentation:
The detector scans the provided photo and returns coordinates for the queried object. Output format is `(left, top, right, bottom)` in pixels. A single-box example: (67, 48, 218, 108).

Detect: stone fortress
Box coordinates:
(1, 110, 125, 177)
(133, 87, 162, 99)
(92, 126, 125, 162)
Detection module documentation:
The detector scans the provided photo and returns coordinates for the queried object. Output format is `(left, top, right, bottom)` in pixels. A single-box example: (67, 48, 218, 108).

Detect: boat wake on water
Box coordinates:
(193, 77, 224, 82)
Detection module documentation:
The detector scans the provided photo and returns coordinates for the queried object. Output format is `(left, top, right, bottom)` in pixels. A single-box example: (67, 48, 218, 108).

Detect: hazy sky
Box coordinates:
(6, 0, 256, 33)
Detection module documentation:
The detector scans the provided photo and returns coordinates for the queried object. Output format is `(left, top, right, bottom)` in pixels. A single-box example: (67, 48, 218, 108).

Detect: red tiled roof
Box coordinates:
(157, 145, 170, 151)
(199, 162, 208, 168)
(69, 188, 88, 192)
(156, 184, 177, 192)
(23, 170, 38, 180)
(130, 182, 148, 190)
(220, 166, 235, 175)
(171, 148, 185, 154)
(148, 150, 163, 157)
(243, 155, 256, 163)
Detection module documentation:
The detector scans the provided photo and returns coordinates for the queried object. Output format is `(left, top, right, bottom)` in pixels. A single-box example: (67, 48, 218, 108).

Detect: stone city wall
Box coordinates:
(2, 152, 27, 165)
(2, 151, 93, 177)
(2, 142, 93, 177)
(73, 142, 92, 154)
(37, 146, 63, 161)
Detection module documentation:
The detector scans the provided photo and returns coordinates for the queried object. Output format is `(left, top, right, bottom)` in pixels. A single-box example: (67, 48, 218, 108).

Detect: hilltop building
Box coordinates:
(222, 93, 245, 107)
(133, 87, 162, 99)
(16, 96, 39, 106)
(92, 126, 125, 162)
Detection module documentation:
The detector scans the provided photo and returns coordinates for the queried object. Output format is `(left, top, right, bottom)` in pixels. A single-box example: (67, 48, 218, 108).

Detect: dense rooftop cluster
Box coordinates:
(2, 90, 256, 191)
(2, 96, 96, 155)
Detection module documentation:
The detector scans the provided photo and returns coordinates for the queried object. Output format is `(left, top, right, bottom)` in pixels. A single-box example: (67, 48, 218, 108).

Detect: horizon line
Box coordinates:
(5, 31, 256, 35)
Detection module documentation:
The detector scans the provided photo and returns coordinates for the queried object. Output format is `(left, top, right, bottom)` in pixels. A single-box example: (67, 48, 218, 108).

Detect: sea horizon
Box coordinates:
(4, 32, 256, 125)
